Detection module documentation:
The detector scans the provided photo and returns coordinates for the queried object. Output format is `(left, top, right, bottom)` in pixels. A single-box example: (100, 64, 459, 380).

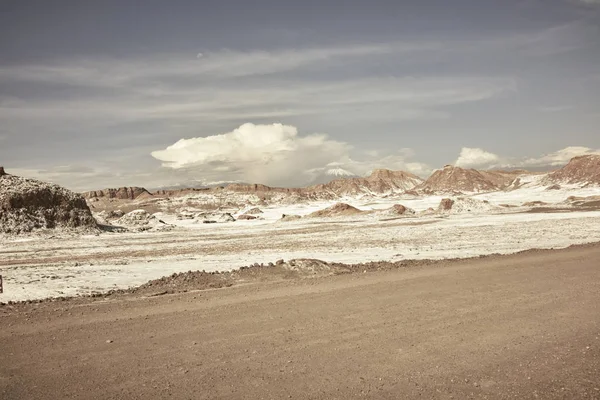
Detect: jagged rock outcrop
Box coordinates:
(152, 188, 212, 197)
(438, 198, 455, 211)
(307, 169, 423, 196)
(83, 169, 423, 208)
(83, 187, 151, 200)
(225, 184, 302, 194)
(0, 169, 97, 234)
(437, 197, 500, 214)
(543, 155, 600, 186)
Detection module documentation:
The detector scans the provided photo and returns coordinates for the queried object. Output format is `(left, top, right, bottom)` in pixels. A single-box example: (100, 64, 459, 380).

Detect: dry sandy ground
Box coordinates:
(1, 244, 600, 399)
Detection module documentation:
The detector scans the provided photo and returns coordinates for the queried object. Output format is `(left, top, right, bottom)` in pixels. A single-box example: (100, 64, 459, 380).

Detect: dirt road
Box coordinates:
(1, 245, 600, 399)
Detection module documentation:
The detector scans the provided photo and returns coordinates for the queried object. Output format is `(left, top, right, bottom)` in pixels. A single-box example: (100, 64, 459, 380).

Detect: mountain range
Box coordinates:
(81, 155, 600, 201)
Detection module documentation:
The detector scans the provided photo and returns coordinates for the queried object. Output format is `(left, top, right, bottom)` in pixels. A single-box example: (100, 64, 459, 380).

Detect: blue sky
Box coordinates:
(0, 0, 599, 190)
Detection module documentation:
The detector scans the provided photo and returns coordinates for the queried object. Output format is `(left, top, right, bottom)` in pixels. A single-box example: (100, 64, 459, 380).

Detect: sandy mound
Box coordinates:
(131, 258, 349, 296)
(437, 197, 500, 214)
(523, 201, 548, 207)
(237, 207, 264, 220)
(197, 212, 235, 223)
(376, 204, 416, 218)
(176, 208, 200, 220)
(174, 208, 236, 223)
(545, 184, 561, 191)
(0, 168, 97, 234)
(279, 214, 302, 222)
(563, 195, 600, 208)
(281, 259, 338, 276)
(214, 213, 235, 223)
(237, 214, 258, 220)
(114, 210, 175, 232)
(308, 203, 363, 218)
(565, 195, 600, 203)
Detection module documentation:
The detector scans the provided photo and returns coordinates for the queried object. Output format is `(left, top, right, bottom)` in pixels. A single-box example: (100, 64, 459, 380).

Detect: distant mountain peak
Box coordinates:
(417, 165, 517, 193)
(326, 168, 356, 177)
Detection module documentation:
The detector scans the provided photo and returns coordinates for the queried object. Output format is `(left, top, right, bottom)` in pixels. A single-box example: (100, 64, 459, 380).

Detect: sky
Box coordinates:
(0, 0, 599, 191)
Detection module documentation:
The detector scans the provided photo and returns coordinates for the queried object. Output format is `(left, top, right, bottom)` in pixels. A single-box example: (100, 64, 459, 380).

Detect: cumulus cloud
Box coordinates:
(519, 146, 600, 167)
(150, 123, 435, 187)
(454, 147, 501, 168)
(151, 123, 352, 186)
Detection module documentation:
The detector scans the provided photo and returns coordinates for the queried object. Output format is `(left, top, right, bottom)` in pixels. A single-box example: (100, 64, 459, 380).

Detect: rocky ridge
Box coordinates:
(417, 165, 518, 193)
(307, 169, 423, 196)
(543, 154, 600, 186)
(83, 187, 151, 200)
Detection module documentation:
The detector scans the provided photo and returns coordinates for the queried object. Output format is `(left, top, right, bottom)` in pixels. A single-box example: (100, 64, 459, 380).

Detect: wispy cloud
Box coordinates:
(538, 105, 574, 112)
(4, 22, 593, 130)
(0, 72, 516, 124)
(519, 146, 600, 167)
(0, 42, 438, 86)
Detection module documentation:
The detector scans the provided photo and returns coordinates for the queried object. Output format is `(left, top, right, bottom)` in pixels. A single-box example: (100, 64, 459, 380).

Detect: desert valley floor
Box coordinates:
(1, 179, 600, 302)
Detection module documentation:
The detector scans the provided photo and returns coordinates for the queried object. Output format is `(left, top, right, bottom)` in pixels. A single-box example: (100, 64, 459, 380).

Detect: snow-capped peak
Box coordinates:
(326, 168, 356, 177)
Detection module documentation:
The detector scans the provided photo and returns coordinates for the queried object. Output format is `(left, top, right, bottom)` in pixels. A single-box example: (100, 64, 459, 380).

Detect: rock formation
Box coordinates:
(307, 169, 423, 196)
(543, 155, 600, 186)
(438, 198, 455, 211)
(0, 169, 97, 234)
(82, 187, 151, 200)
(417, 165, 517, 193)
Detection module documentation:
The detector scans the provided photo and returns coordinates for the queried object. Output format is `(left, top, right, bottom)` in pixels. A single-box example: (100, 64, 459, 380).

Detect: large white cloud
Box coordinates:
(151, 123, 352, 186)
(454, 147, 501, 168)
(150, 123, 434, 187)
